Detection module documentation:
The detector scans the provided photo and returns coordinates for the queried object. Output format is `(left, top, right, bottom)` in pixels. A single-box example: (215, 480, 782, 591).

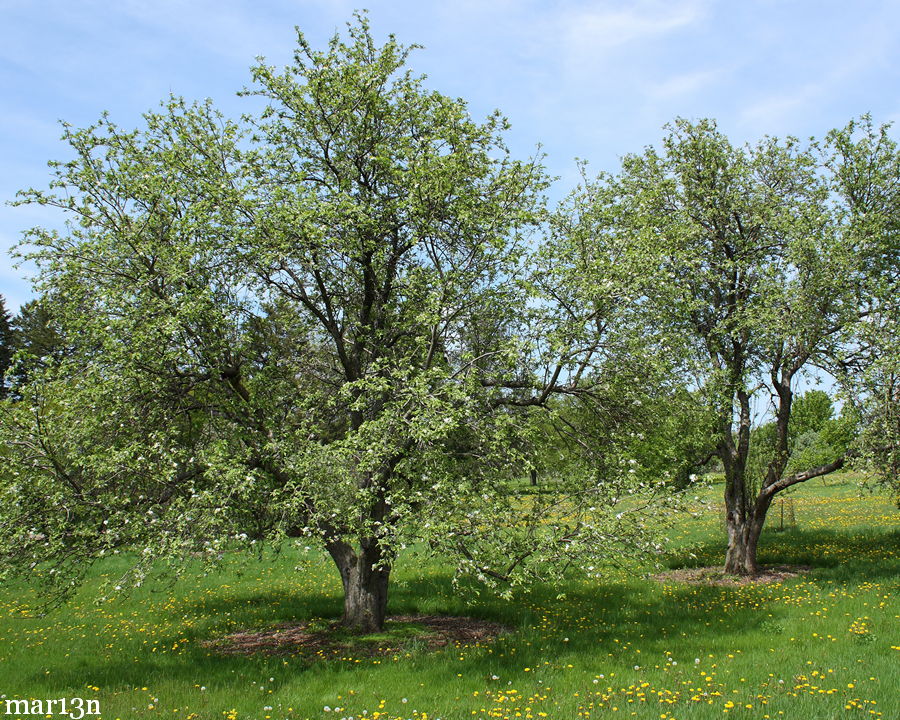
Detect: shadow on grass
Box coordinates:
(22, 526, 899, 693)
(24, 571, 803, 692)
(665, 526, 900, 583)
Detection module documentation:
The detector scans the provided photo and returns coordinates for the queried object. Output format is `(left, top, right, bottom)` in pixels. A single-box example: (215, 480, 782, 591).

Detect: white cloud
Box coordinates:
(645, 68, 723, 101)
(559, 0, 707, 64)
(736, 9, 898, 135)
(116, 0, 298, 66)
(738, 86, 817, 132)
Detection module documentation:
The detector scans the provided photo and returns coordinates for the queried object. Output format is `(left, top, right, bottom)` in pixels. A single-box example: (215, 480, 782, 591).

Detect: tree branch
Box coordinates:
(761, 456, 845, 497)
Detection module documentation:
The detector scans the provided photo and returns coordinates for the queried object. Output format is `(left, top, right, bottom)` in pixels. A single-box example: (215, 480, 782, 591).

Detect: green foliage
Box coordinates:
(826, 116, 900, 500)
(4, 299, 67, 392)
(855, 356, 900, 501)
(789, 390, 833, 437)
(788, 409, 858, 476)
(0, 295, 12, 396)
(562, 116, 900, 571)
(746, 393, 857, 488)
(0, 15, 676, 612)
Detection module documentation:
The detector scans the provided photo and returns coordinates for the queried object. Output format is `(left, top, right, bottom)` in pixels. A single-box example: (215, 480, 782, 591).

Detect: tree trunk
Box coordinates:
(530, 468, 537, 486)
(723, 509, 764, 574)
(327, 541, 390, 633)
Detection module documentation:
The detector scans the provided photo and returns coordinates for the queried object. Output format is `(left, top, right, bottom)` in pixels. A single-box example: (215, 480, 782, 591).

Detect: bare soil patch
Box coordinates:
(653, 565, 811, 586)
(201, 614, 508, 659)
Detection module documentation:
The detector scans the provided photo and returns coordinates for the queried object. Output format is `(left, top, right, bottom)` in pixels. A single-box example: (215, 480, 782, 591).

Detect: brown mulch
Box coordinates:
(653, 565, 812, 586)
(201, 614, 509, 658)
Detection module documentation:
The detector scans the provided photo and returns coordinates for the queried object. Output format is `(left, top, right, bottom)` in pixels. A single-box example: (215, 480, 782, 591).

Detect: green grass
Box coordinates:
(0, 475, 897, 720)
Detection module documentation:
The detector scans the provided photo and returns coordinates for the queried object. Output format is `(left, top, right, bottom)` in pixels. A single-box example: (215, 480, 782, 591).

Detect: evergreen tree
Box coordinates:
(7, 300, 64, 391)
(0, 295, 13, 397)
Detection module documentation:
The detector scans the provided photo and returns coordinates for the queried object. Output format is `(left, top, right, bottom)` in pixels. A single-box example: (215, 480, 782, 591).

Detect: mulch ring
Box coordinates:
(201, 614, 509, 658)
(653, 565, 812, 586)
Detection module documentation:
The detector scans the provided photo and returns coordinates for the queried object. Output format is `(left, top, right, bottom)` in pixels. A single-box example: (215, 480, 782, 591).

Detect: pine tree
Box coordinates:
(0, 295, 13, 397)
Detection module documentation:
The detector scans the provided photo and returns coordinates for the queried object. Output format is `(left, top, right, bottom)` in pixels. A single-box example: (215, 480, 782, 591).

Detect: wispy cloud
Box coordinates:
(738, 87, 818, 132)
(645, 68, 723, 101)
(735, 6, 899, 135)
(559, 0, 707, 66)
(116, 0, 298, 66)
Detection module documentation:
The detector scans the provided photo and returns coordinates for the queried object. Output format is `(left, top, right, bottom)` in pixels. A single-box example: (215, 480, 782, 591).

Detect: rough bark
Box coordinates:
(723, 455, 844, 574)
(327, 540, 390, 633)
(723, 498, 768, 575)
(720, 383, 759, 574)
(724, 367, 844, 574)
(724, 519, 757, 574)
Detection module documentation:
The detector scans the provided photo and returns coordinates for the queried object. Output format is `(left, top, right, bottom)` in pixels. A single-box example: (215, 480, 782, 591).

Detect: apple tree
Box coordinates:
(564, 118, 899, 574)
(0, 17, 676, 630)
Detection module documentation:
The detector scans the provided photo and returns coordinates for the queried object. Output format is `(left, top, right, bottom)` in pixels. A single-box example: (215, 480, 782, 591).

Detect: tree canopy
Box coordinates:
(0, 15, 678, 630)
(563, 117, 900, 573)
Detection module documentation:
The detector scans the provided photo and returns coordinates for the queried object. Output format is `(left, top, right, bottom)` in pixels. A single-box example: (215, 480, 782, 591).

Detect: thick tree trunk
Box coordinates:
(327, 541, 390, 633)
(723, 510, 764, 574)
(723, 476, 774, 574)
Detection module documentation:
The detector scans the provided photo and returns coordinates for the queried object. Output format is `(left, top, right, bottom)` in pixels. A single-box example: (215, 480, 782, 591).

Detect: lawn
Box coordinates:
(0, 474, 897, 720)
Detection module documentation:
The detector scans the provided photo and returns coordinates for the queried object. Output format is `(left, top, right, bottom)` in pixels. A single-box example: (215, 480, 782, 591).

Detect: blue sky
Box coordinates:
(2, 0, 900, 311)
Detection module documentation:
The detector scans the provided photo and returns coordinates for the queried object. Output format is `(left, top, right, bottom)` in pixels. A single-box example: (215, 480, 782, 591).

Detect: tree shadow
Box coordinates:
(23, 568, 815, 693)
(665, 526, 900, 584)
(19, 525, 899, 693)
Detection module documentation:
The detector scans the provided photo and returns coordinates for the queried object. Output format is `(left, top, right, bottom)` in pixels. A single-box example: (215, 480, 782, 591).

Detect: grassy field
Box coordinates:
(0, 475, 897, 720)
